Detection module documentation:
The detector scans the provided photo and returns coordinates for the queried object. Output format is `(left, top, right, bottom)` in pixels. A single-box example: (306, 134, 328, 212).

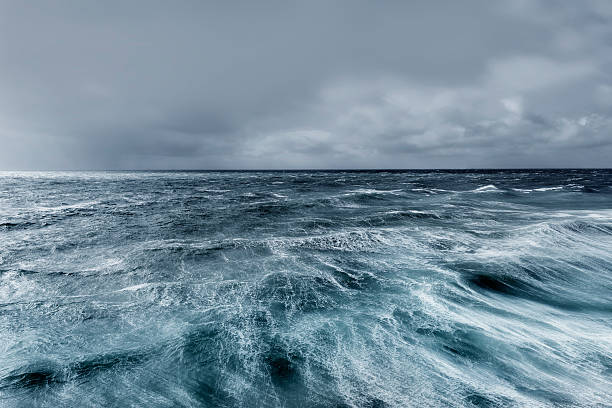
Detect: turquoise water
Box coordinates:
(0, 170, 611, 407)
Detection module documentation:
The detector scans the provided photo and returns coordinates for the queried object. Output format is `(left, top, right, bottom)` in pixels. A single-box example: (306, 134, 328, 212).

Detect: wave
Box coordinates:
(0, 221, 37, 231)
(513, 186, 564, 192)
(471, 184, 501, 193)
(0, 349, 151, 391)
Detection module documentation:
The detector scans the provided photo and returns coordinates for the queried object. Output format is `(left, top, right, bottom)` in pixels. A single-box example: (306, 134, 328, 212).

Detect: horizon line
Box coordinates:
(1, 167, 611, 172)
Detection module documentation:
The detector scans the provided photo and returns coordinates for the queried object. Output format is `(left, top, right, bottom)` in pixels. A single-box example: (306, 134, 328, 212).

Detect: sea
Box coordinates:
(0, 170, 611, 407)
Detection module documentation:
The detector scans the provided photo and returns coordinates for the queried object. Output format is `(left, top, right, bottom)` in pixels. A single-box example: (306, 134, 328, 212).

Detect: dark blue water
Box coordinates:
(0, 170, 611, 407)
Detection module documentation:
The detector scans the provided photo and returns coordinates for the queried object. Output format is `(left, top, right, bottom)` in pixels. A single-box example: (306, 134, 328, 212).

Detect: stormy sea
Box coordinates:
(0, 170, 610, 408)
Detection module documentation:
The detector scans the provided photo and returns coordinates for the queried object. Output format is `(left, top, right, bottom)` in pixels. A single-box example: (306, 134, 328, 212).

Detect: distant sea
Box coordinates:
(1, 170, 611, 407)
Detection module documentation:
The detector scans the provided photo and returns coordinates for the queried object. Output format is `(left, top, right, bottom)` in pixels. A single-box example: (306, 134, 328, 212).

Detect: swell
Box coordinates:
(446, 216, 612, 313)
(0, 348, 152, 391)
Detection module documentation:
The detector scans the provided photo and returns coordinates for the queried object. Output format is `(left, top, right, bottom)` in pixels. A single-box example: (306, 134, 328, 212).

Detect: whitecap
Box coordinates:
(472, 185, 500, 192)
(534, 186, 563, 191)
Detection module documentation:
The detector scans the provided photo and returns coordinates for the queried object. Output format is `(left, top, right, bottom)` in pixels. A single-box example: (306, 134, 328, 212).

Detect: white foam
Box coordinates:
(473, 184, 500, 192)
(36, 201, 100, 212)
(534, 186, 563, 191)
(119, 283, 155, 292)
(345, 188, 402, 195)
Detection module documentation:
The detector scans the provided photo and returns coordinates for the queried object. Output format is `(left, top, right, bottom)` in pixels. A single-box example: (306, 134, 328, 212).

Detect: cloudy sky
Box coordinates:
(1, 1, 611, 169)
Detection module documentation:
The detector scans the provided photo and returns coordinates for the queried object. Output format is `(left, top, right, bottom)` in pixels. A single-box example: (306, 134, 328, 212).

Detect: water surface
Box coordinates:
(0, 170, 611, 407)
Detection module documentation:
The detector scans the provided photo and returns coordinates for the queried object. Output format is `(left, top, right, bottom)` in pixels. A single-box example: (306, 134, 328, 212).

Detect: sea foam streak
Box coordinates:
(0, 170, 610, 407)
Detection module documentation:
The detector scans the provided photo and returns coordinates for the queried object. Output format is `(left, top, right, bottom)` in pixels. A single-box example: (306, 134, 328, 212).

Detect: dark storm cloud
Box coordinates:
(0, 0, 610, 169)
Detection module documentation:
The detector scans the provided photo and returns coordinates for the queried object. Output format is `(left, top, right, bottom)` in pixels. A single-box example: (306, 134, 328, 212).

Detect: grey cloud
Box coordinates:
(0, 0, 610, 169)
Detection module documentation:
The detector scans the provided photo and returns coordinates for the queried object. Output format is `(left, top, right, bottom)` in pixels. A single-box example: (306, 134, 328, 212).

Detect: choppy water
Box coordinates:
(0, 170, 611, 407)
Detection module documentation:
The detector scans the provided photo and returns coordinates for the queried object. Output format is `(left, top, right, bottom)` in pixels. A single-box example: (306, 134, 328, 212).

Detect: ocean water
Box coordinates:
(0, 170, 611, 407)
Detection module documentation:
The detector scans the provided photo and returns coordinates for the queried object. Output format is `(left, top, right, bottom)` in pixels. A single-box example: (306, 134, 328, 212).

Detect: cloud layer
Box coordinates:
(1, 1, 610, 169)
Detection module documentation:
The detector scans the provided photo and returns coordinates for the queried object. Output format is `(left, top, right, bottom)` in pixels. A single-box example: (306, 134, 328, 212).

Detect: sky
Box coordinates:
(1, 1, 611, 169)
